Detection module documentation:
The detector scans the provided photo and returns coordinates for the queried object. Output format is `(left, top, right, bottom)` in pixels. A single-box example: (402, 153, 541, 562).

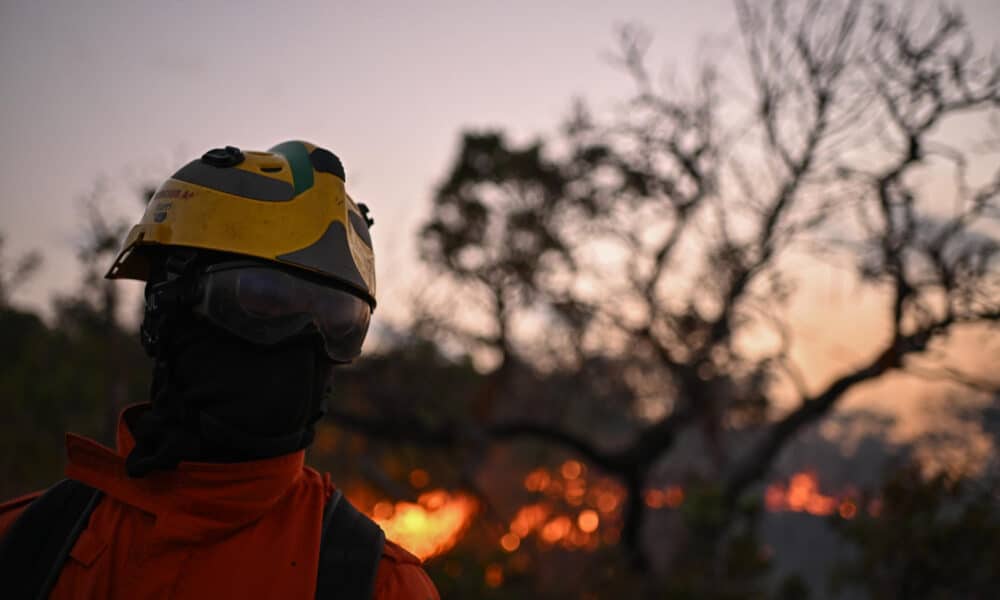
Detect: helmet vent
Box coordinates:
(260, 166, 283, 173)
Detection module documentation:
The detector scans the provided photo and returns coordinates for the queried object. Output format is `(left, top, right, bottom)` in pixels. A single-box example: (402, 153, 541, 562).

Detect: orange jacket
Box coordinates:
(0, 408, 439, 600)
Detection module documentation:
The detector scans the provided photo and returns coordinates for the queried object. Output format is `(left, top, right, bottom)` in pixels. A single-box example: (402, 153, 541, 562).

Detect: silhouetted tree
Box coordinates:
(52, 191, 141, 445)
(0, 234, 42, 309)
(0, 186, 152, 496)
(327, 0, 1000, 578)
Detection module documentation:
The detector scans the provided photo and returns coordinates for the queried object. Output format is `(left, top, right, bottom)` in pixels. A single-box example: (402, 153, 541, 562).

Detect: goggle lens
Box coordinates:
(197, 263, 371, 362)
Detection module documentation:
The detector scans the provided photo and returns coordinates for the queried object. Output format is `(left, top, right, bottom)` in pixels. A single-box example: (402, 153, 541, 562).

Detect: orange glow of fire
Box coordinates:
(485, 563, 504, 588)
(764, 471, 862, 519)
(371, 490, 478, 560)
(385, 463, 877, 562)
(408, 468, 430, 489)
(577, 509, 600, 533)
(561, 460, 583, 480)
(640, 470, 872, 521)
(541, 515, 573, 544)
(504, 461, 624, 552)
(645, 485, 685, 509)
(500, 532, 521, 552)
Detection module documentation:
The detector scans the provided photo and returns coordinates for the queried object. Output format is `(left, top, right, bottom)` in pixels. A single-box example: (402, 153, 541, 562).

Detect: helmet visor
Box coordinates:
(195, 262, 371, 362)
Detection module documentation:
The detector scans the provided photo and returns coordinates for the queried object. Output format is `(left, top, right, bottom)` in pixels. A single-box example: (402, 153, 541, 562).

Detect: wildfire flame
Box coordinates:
(502, 461, 624, 552)
(370, 489, 478, 560)
(764, 471, 870, 519)
(359, 464, 875, 564)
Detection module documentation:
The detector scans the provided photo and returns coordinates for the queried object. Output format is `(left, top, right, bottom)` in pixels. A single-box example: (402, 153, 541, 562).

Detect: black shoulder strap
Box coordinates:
(315, 489, 386, 600)
(0, 479, 103, 600)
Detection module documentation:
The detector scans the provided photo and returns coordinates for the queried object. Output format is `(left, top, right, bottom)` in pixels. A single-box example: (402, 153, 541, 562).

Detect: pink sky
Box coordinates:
(3, 0, 996, 318)
(1, 0, 734, 314)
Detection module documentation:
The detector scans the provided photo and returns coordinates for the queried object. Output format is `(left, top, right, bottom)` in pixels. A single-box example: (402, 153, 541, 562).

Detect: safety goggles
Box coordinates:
(192, 261, 371, 363)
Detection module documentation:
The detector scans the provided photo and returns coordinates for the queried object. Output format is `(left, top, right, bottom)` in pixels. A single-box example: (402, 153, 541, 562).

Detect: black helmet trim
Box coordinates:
(277, 220, 373, 306)
(309, 147, 346, 181)
(172, 160, 295, 202)
(348, 211, 373, 248)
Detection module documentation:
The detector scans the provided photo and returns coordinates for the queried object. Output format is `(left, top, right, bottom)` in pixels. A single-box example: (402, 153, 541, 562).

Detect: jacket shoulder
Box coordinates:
(0, 491, 43, 540)
(372, 540, 440, 600)
(381, 540, 422, 565)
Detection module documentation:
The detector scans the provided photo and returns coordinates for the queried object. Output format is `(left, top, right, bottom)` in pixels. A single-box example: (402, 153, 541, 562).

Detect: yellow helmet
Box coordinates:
(106, 141, 376, 307)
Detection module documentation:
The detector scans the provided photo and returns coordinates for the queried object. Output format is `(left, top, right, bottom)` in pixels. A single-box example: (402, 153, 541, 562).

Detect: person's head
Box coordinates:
(105, 142, 375, 476)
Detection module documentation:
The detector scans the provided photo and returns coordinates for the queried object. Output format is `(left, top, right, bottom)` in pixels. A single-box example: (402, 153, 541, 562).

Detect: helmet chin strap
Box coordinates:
(127, 252, 331, 478)
(140, 251, 201, 359)
(127, 251, 202, 477)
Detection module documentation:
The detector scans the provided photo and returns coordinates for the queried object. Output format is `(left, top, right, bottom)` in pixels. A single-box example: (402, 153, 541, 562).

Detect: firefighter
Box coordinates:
(0, 142, 440, 599)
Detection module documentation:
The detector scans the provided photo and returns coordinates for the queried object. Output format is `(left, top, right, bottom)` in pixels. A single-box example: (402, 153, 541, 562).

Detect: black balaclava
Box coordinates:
(125, 253, 333, 478)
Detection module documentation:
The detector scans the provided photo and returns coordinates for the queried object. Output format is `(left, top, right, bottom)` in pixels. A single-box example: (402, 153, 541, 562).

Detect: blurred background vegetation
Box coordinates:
(2, 1, 1000, 598)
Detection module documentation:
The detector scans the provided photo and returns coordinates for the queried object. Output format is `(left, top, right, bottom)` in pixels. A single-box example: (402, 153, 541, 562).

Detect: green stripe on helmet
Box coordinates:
(268, 141, 314, 194)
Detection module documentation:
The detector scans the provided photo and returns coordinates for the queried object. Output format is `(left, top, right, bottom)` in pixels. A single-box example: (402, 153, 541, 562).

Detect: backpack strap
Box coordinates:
(0, 479, 102, 600)
(315, 489, 386, 600)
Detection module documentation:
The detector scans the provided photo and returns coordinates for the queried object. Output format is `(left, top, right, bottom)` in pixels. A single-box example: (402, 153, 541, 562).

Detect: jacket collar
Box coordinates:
(65, 404, 306, 544)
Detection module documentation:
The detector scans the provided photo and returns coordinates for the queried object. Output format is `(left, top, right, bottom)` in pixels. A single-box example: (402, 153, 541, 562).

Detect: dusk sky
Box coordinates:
(1, 0, 998, 324)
